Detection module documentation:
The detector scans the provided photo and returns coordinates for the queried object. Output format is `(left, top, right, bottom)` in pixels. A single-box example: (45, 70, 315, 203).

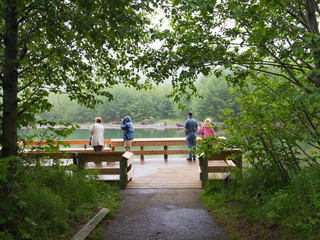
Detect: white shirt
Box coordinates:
(89, 123, 104, 146)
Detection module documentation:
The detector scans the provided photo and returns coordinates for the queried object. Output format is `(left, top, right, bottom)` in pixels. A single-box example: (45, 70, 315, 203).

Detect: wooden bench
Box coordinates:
(23, 149, 134, 189)
(77, 151, 134, 188)
(199, 149, 242, 187)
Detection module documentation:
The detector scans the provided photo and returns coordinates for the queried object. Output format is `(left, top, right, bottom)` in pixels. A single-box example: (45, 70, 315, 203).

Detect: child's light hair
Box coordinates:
(204, 118, 212, 125)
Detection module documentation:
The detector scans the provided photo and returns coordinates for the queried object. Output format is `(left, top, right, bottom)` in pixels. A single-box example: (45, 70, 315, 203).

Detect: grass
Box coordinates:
(201, 186, 282, 240)
(201, 166, 320, 240)
(0, 161, 122, 240)
(200, 179, 279, 240)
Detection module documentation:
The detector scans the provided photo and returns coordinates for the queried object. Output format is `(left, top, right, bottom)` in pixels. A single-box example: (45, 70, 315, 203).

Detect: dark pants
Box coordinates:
(186, 133, 197, 159)
(94, 146, 103, 152)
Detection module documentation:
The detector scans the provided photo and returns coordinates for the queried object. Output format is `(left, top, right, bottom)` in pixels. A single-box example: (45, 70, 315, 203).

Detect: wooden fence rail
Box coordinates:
(110, 137, 191, 160)
(199, 149, 242, 187)
(23, 138, 242, 188)
(77, 151, 134, 189)
(22, 139, 112, 150)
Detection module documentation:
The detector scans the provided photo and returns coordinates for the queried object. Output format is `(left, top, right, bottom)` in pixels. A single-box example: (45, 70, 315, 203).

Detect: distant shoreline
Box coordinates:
(21, 122, 225, 130)
(78, 123, 183, 130)
(20, 123, 184, 130)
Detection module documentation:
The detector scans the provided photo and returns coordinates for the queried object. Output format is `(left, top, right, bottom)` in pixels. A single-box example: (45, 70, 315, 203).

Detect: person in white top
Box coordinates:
(89, 117, 105, 152)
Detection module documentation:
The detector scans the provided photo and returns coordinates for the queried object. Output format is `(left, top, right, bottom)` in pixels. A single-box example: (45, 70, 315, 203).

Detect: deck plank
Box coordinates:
(126, 158, 202, 189)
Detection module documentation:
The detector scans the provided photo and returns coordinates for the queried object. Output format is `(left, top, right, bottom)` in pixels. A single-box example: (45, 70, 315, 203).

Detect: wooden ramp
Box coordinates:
(126, 157, 202, 189)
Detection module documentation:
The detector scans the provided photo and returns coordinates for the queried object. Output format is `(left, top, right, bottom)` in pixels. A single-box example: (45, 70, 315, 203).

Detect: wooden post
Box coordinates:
(200, 156, 208, 188)
(140, 146, 144, 161)
(119, 157, 127, 189)
(235, 153, 242, 171)
(164, 146, 168, 161)
(223, 172, 231, 188)
(72, 153, 78, 165)
(84, 144, 87, 149)
(77, 154, 86, 170)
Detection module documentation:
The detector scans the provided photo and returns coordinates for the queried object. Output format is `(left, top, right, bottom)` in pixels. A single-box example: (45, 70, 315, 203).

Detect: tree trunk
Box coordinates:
(2, 1, 18, 158)
(305, 0, 320, 87)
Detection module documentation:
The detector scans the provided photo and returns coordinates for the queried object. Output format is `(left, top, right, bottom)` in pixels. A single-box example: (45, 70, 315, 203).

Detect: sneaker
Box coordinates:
(186, 158, 192, 161)
(192, 158, 196, 161)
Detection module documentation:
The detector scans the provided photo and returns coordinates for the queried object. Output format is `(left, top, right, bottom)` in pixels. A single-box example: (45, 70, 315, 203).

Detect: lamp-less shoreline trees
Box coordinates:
(2, 0, 320, 175)
(154, 0, 320, 179)
(1, 0, 163, 157)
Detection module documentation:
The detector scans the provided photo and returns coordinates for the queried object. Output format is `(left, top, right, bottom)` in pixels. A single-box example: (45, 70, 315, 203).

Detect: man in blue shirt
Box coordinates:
(184, 112, 198, 160)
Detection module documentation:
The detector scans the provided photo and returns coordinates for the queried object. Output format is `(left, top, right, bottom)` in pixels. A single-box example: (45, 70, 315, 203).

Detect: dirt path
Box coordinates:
(104, 189, 229, 240)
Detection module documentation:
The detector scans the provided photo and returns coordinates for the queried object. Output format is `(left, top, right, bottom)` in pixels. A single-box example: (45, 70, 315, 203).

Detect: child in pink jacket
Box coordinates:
(200, 118, 215, 137)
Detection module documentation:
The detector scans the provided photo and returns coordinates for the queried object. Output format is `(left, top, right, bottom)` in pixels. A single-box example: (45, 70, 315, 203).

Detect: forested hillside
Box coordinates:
(38, 72, 239, 123)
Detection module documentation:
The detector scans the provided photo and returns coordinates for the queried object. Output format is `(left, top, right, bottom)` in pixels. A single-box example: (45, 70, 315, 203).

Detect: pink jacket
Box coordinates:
(200, 125, 215, 137)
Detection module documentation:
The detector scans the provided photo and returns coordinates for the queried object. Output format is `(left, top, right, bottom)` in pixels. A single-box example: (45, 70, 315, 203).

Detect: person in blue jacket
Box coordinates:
(120, 116, 134, 152)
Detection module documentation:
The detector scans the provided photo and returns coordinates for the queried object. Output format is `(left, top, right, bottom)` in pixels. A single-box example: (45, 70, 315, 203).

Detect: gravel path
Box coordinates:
(104, 189, 229, 240)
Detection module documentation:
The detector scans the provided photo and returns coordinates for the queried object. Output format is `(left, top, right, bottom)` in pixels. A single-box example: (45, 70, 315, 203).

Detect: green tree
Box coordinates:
(155, 0, 320, 178)
(37, 84, 183, 123)
(1, 0, 162, 157)
(191, 71, 240, 122)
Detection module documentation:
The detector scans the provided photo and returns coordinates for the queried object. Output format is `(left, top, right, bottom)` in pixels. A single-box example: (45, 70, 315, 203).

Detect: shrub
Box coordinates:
(202, 166, 320, 240)
(0, 158, 120, 240)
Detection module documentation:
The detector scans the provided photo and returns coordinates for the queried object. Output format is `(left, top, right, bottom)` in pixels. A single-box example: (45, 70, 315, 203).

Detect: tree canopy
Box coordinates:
(1, 0, 320, 178)
(1, 0, 163, 157)
(37, 72, 238, 124)
(158, 0, 320, 179)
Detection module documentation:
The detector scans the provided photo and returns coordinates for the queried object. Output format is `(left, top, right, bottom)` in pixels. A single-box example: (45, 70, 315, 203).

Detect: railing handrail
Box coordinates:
(23, 137, 227, 160)
(23, 139, 111, 146)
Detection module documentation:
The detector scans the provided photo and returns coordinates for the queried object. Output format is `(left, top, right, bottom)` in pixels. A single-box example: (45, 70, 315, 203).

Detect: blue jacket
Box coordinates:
(120, 116, 134, 140)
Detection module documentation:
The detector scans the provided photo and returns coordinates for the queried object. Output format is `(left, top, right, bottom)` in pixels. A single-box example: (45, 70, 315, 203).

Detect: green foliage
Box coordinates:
(2, 0, 183, 157)
(201, 167, 320, 240)
(155, 1, 320, 179)
(17, 182, 68, 239)
(37, 74, 240, 123)
(38, 85, 182, 123)
(0, 158, 120, 240)
(222, 69, 320, 180)
(191, 71, 240, 122)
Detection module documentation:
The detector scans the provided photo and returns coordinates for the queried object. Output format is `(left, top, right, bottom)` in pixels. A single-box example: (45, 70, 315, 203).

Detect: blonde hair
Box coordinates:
(95, 117, 102, 123)
(204, 118, 212, 125)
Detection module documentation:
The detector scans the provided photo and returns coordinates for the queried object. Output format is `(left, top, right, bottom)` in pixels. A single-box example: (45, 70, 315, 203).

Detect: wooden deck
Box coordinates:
(126, 157, 202, 189)
(23, 138, 240, 189)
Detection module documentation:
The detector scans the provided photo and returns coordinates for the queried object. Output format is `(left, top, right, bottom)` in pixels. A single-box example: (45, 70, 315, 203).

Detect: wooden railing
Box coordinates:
(25, 149, 134, 189)
(110, 137, 192, 160)
(22, 139, 112, 150)
(23, 138, 242, 189)
(77, 151, 134, 189)
(199, 149, 242, 187)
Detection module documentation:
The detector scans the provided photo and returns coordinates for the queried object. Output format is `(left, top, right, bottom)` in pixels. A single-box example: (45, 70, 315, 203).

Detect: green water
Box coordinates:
(19, 128, 186, 140)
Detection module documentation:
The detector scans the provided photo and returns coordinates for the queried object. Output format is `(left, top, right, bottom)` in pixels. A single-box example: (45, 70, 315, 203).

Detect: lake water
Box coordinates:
(20, 128, 187, 140)
(72, 128, 187, 140)
(19, 127, 226, 141)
